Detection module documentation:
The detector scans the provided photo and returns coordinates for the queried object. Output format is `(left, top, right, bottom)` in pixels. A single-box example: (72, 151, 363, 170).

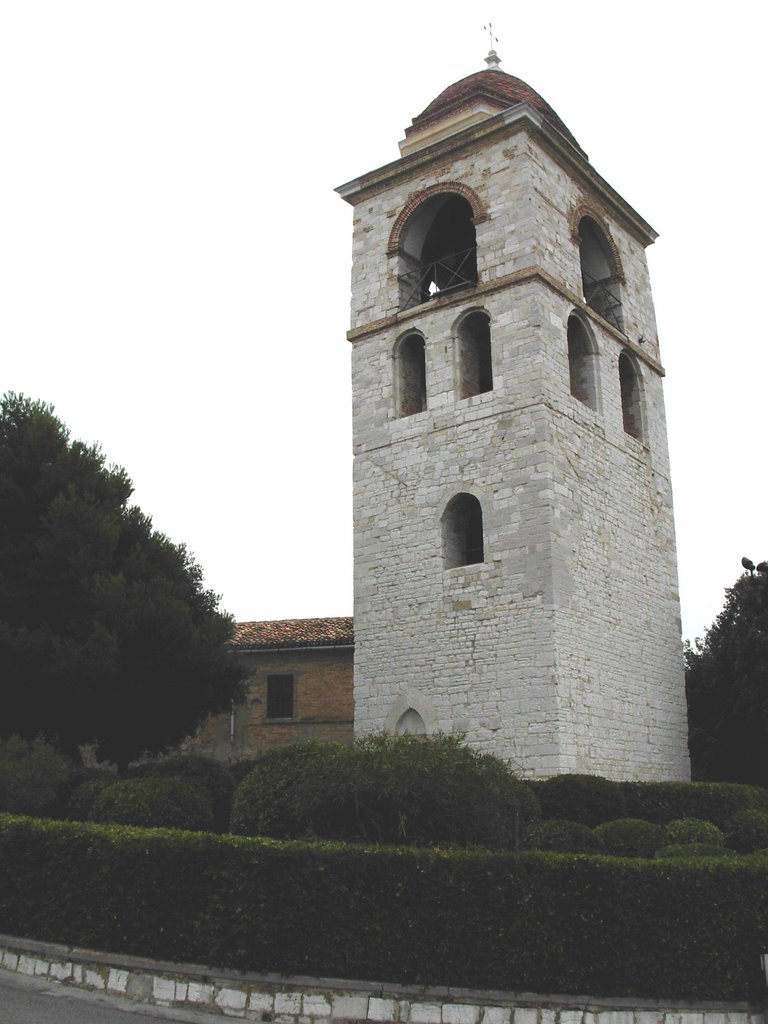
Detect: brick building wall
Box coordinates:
(185, 618, 353, 763)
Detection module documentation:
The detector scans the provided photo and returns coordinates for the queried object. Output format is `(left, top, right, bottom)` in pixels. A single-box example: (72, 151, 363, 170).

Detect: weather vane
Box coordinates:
(483, 22, 501, 69)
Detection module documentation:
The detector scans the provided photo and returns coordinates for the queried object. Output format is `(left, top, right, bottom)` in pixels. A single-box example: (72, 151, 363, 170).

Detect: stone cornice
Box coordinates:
(336, 104, 657, 249)
(346, 267, 664, 377)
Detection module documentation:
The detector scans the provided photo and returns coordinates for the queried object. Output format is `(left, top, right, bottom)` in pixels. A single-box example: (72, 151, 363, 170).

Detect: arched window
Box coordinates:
(567, 313, 598, 410)
(395, 708, 426, 736)
(456, 310, 492, 398)
(394, 333, 426, 417)
(398, 194, 477, 310)
(579, 217, 623, 332)
(618, 350, 644, 440)
(442, 493, 484, 568)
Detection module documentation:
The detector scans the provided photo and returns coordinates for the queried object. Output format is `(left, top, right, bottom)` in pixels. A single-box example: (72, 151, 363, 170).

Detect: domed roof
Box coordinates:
(405, 65, 584, 156)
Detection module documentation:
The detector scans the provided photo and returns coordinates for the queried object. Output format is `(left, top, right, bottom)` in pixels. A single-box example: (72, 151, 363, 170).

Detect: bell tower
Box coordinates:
(336, 53, 689, 780)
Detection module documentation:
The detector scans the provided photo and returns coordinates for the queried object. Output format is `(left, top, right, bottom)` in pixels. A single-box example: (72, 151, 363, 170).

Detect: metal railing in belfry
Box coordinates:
(582, 271, 623, 332)
(398, 247, 477, 310)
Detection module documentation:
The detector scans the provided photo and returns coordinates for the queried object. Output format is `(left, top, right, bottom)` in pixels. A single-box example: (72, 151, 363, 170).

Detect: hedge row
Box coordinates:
(528, 774, 768, 830)
(1, 814, 767, 1002)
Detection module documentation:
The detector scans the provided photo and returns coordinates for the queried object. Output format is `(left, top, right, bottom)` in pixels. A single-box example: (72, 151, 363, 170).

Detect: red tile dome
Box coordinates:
(406, 68, 584, 156)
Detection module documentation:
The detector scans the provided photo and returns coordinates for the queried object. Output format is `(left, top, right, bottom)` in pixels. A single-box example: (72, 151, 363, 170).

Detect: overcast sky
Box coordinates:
(1, 1, 764, 644)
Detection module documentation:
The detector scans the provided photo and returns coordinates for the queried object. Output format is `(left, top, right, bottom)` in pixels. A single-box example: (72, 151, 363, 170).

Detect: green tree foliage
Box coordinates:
(686, 570, 768, 786)
(0, 393, 241, 768)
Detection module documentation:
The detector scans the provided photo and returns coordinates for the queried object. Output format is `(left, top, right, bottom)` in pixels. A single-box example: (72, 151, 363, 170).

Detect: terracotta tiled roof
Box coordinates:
(232, 617, 354, 650)
(407, 68, 583, 156)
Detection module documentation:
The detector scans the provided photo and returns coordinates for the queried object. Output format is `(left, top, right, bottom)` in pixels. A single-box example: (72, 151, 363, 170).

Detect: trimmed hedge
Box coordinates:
(524, 820, 604, 854)
(594, 819, 665, 859)
(664, 818, 724, 847)
(622, 781, 768, 829)
(655, 844, 736, 860)
(89, 778, 214, 831)
(65, 775, 118, 821)
(727, 810, 768, 854)
(1, 814, 767, 1001)
(0, 736, 74, 817)
(126, 756, 235, 831)
(231, 735, 539, 848)
(536, 774, 626, 827)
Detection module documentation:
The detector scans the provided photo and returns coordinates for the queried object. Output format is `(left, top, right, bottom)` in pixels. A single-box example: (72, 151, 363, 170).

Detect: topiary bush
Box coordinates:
(664, 818, 724, 847)
(230, 741, 352, 840)
(594, 818, 665, 858)
(523, 819, 604, 854)
(655, 843, 735, 860)
(0, 736, 75, 817)
(89, 777, 214, 831)
(231, 734, 539, 848)
(537, 774, 626, 827)
(726, 810, 768, 854)
(64, 774, 119, 822)
(126, 755, 235, 831)
(622, 781, 768, 829)
(229, 757, 259, 787)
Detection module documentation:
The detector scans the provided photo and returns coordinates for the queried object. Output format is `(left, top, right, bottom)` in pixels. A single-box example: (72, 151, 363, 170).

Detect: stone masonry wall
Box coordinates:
(347, 113, 688, 780)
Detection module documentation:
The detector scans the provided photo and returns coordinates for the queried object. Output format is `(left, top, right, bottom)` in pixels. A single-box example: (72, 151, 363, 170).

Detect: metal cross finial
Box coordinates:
(484, 22, 498, 50)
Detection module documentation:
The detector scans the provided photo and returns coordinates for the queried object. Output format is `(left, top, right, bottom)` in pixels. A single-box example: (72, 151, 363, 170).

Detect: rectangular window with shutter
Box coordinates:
(266, 674, 294, 720)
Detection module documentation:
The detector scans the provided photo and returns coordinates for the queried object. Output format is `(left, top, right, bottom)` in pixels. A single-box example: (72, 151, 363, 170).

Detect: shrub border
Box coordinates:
(2, 815, 768, 1002)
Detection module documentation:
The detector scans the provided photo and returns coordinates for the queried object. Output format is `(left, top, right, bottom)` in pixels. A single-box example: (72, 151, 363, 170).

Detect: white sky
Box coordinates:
(1, 1, 765, 644)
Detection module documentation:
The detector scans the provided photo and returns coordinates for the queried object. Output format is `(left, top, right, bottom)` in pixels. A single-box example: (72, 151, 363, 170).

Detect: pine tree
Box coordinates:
(0, 393, 241, 768)
(686, 566, 768, 785)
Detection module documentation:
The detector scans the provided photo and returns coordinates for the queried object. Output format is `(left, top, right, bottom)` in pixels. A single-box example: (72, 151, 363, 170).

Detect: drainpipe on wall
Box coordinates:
(229, 700, 236, 764)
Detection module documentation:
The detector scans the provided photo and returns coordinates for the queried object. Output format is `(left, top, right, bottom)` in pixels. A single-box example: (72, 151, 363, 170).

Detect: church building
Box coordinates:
(335, 52, 690, 781)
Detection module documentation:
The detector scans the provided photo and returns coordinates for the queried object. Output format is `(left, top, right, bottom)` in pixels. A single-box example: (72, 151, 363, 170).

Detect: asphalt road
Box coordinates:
(0, 970, 221, 1024)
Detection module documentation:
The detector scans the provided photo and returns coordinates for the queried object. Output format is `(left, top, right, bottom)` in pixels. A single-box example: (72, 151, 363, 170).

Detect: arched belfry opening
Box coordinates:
(456, 310, 492, 398)
(398, 194, 477, 310)
(567, 312, 599, 410)
(579, 217, 623, 332)
(442, 493, 484, 568)
(618, 350, 645, 441)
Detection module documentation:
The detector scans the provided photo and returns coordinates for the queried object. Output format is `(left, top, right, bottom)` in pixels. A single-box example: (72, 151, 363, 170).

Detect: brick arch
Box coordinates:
(570, 203, 624, 281)
(387, 182, 487, 255)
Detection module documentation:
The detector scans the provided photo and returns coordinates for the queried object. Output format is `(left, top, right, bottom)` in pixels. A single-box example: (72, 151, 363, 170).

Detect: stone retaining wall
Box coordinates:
(0, 935, 762, 1024)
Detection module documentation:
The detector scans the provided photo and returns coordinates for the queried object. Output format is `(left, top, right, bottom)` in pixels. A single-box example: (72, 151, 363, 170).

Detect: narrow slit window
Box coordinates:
(396, 334, 427, 417)
(618, 351, 643, 441)
(457, 311, 492, 398)
(567, 314, 598, 410)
